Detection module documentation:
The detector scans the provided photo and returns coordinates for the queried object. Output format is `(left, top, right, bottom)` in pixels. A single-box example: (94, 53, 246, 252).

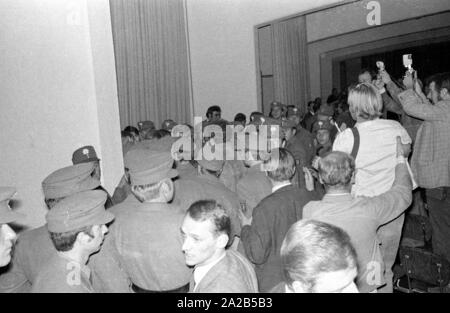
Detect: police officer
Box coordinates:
(0, 163, 102, 292)
(0, 187, 24, 268)
(312, 120, 334, 158)
(161, 119, 177, 132)
(138, 120, 156, 141)
(72, 145, 114, 208)
(269, 101, 284, 120)
(32, 190, 114, 293)
(90, 149, 192, 293)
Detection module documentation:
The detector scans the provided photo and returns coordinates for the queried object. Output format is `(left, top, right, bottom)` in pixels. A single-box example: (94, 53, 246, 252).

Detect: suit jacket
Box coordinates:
(236, 165, 272, 217)
(303, 166, 412, 293)
(189, 250, 258, 293)
(240, 184, 319, 292)
(398, 89, 450, 188)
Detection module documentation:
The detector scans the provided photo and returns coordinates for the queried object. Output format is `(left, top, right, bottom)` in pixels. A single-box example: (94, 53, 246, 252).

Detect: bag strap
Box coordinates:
(350, 127, 360, 159)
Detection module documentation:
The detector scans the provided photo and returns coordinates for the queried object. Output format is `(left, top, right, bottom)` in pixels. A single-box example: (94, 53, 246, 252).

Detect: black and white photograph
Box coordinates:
(1, 0, 450, 301)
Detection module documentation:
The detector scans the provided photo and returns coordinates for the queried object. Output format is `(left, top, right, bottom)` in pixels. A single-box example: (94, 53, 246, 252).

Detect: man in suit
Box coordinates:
(89, 149, 192, 293)
(239, 148, 319, 292)
(0, 163, 102, 293)
(181, 199, 258, 293)
(303, 142, 412, 293)
(0, 187, 24, 268)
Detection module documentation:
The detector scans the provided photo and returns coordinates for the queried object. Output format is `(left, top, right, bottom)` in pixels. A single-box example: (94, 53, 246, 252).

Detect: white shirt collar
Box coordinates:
(193, 252, 226, 291)
(272, 181, 291, 193)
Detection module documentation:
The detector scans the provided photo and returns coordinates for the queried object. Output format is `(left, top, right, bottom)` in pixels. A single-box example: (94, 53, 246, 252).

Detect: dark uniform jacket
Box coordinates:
(89, 196, 192, 292)
(32, 254, 94, 293)
(0, 225, 54, 292)
(111, 175, 131, 205)
(240, 184, 319, 292)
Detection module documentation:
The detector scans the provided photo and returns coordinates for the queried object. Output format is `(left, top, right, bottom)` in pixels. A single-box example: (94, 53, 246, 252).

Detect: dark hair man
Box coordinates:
(398, 71, 450, 265)
(206, 106, 222, 122)
(32, 190, 114, 293)
(233, 113, 246, 127)
(301, 100, 321, 132)
(239, 148, 320, 292)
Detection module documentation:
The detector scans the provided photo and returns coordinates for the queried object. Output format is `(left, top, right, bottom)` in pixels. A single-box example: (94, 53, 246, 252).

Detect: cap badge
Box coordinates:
(83, 148, 90, 158)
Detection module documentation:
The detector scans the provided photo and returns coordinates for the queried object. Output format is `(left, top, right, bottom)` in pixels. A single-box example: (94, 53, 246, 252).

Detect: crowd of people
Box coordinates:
(1, 66, 449, 293)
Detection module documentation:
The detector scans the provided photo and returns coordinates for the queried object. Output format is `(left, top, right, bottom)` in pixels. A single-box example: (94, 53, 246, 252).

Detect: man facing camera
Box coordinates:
(181, 200, 258, 293)
(32, 190, 114, 293)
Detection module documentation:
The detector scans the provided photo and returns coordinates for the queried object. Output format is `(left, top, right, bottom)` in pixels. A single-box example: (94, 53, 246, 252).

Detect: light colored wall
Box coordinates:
(306, 0, 450, 42)
(307, 0, 450, 99)
(186, 0, 343, 121)
(309, 11, 450, 99)
(0, 0, 122, 228)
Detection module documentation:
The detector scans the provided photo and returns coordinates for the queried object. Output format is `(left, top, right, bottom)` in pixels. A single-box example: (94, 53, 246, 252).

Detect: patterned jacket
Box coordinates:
(398, 89, 450, 188)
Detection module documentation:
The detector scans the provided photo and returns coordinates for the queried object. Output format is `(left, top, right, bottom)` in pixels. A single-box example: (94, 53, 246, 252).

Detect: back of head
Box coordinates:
(348, 83, 382, 120)
(124, 126, 140, 137)
(318, 151, 354, 189)
(125, 149, 178, 202)
(281, 219, 357, 291)
(249, 111, 264, 122)
(263, 148, 296, 182)
(311, 101, 320, 113)
(234, 113, 246, 124)
(357, 68, 373, 84)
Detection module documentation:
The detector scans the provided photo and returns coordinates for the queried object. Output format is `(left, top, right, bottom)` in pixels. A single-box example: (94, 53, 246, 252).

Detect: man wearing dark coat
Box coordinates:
(239, 148, 319, 292)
